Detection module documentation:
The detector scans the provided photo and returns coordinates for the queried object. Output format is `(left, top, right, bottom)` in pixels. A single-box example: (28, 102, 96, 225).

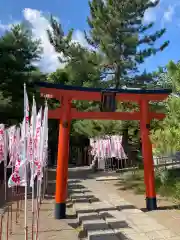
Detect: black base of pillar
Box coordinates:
(146, 197, 157, 211)
(55, 202, 66, 219)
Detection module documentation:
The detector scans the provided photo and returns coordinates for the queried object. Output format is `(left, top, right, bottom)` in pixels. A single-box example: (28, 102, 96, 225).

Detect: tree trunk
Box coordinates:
(115, 65, 121, 89)
(122, 127, 129, 158)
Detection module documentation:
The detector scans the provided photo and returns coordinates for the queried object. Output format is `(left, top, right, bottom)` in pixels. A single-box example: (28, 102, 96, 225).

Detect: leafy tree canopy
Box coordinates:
(151, 61, 180, 155)
(86, 0, 169, 88)
(0, 23, 44, 123)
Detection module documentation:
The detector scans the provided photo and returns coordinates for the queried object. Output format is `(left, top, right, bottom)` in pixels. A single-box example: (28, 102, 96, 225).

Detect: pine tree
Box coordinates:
(0, 24, 43, 122)
(48, 16, 105, 88)
(86, 0, 169, 88)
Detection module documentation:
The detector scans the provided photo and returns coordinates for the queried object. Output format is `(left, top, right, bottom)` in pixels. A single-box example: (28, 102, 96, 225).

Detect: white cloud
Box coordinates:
(144, 8, 156, 23)
(143, 0, 159, 23)
(163, 5, 175, 22)
(23, 8, 63, 73)
(0, 22, 10, 31)
(0, 20, 19, 31)
(143, 0, 180, 27)
(22, 8, 89, 73)
(72, 30, 89, 48)
(0, 8, 89, 73)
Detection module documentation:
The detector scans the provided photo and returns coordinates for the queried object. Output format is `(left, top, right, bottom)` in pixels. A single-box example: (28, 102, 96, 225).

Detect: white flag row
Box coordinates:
(0, 91, 48, 188)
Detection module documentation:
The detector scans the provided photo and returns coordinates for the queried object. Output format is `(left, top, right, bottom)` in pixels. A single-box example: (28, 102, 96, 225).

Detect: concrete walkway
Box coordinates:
(68, 167, 180, 240)
(102, 177, 180, 237)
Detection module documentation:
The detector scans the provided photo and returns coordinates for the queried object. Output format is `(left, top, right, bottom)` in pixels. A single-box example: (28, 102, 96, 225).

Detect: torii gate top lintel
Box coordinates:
(37, 81, 171, 102)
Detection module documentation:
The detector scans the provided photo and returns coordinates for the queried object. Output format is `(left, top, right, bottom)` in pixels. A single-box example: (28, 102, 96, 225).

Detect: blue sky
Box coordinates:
(0, 0, 180, 74)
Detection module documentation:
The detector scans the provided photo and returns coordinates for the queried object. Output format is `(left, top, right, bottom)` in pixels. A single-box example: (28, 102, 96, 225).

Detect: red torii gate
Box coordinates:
(38, 82, 171, 219)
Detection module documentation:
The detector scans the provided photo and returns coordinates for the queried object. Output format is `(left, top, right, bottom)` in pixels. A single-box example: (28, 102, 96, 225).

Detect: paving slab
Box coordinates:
(88, 229, 119, 240)
(70, 193, 85, 197)
(71, 169, 180, 240)
(78, 212, 100, 223)
(68, 167, 180, 240)
(91, 202, 115, 212)
(106, 218, 130, 229)
(114, 228, 138, 237)
(169, 238, 180, 240)
(155, 229, 177, 238)
(69, 189, 92, 194)
(135, 222, 166, 232)
(82, 219, 109, 232)
(100, 210, 127, 222)
(127, 233, 150, 240)
(73, 202, 94, 213)
(96, 176, 122, 181)
(127, 213, 156, 225)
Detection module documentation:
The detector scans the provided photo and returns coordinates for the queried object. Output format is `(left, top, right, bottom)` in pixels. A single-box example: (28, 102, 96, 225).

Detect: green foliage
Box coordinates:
(47, 17, 116, 137)
(123, 168, 180, 203)
(0, 7, 172, 152)
(47, 69, 69, 84)
(72, 120, 122, 137)
(86, 0, 169, 88)
(0, 24, 43, 124)
(48, 16, 105, 88)
(151, 61, 180, 155)
(47, 15, 73, 64)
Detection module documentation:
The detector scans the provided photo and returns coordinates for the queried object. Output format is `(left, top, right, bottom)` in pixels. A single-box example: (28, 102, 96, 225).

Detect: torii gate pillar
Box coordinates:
(55, 97, 71, 219)
(140, 100, 157, 211)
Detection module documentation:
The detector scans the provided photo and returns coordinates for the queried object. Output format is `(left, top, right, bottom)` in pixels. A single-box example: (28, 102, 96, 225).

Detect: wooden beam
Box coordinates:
(149, 112, 165, 120)
(117, 93, 169, 102)
(48, 108, 166, 121)
(40, 87, 169, 102)
(71, 111, 141, 120)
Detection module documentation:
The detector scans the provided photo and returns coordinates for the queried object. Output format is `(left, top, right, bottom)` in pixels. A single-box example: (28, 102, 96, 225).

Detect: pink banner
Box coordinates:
(90, 135, 127, 159)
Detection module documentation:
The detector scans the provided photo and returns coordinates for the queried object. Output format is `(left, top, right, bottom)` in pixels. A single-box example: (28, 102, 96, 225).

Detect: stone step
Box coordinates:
(99, 210, 127, 221)
(91, 202, 115, 212)
(82, 219, 109, 232)
(88, 230, 119, 240)
(105, 217, 130, 229)
(70, 193, 85, 198)
(78, 212, 99, 223)
(72, 194, 95, 200)
(72, 198, 90, 203)
(69, 189, 92, 194)
(73, 200, 119, 240)
(73, 202, 94, 214)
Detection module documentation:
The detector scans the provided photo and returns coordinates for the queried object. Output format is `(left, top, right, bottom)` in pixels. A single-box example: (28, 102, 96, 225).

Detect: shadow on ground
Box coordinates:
(46, 167, 132, 240)
(107, 172, 180, 213)
(141, 204, 180, 212)
(67, 173, 134, 240)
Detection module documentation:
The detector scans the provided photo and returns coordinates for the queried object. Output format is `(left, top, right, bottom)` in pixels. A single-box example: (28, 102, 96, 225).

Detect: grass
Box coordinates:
(119, 168, 180, 204)
(119, 170, 145, 194)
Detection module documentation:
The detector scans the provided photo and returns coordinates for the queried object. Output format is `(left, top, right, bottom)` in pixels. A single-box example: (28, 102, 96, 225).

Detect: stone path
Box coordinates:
(97, 175, 180, 236)
(68, 167, 180, 240)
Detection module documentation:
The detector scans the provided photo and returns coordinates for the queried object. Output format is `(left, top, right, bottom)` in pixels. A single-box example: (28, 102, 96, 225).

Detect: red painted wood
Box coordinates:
(140, 100, 156, 199)
(48, 108, 166, 121)
(40, 87, 169, 102)
(71, 111, 140, 120)
(40, 85, 170, 213)
(55, 98, 71, 204)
